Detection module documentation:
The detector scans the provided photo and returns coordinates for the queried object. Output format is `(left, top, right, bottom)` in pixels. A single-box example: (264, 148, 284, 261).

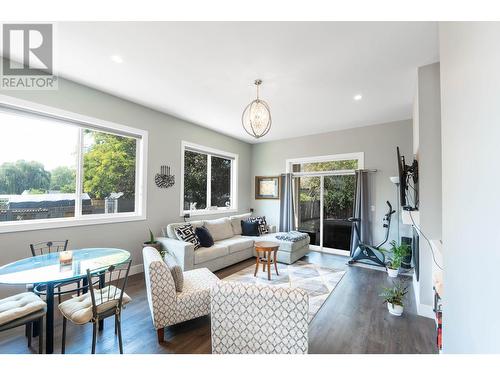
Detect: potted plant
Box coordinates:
(143, 228, 164, 257)
(385, 240, 410, 278)
(379, 281, 408, 316)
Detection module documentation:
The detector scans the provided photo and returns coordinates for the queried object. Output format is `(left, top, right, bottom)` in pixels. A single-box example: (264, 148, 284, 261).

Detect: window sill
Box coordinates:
(183, 208, 238, 217)
(0, 213, 146, 234)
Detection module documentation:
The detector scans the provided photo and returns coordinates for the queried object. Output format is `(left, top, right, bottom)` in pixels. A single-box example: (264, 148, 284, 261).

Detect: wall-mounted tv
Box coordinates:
(397, 146, 419, 211)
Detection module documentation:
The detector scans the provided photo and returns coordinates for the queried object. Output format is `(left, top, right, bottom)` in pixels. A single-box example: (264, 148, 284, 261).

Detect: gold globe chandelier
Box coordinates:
(242, 79, 272, 138)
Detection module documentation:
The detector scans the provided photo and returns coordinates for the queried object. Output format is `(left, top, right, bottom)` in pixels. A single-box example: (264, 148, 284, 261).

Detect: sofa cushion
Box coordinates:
(163, 220, 204, 239)
(175, 223, 201, 250)
(164, 253, 184, 292)
(216, 236, 255, 254)
(195, 226, 214, 248)
(229, 213, 252, 235)
(204, 218, 233, 241)
(194, 245, 229, 264)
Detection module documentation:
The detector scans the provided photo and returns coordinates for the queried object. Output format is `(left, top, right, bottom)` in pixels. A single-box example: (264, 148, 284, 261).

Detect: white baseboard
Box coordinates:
(130, 263, 144, 276)
(417, 303, 435, 319)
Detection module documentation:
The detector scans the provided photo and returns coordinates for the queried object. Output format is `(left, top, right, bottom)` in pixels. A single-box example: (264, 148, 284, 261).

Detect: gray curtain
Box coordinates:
(350, 170, 370, 255)
(279, 173, 295, 232)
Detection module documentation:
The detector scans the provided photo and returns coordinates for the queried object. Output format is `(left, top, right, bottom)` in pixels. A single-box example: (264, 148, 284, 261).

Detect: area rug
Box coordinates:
(223, 260, 346, 322)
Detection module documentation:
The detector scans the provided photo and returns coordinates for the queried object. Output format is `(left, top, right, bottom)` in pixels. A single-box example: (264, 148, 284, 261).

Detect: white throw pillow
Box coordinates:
(204, 217, 234, 241)
(229, 213, 252, 235)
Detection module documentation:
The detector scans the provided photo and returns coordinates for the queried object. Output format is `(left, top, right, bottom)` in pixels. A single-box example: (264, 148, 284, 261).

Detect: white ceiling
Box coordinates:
(9, 22, 440, 143)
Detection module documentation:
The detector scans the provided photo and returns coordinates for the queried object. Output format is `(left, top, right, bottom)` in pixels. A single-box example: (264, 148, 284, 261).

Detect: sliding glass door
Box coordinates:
(322, 174, 356, 251)
(296, 176, 321, 246)
(290, 153, 361, 253)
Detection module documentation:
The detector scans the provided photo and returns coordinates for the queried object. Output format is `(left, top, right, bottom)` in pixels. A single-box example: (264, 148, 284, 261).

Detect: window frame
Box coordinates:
(180, 141, 238, 217)
(0, 94, 148, 234)
(286, 152, 365, 176)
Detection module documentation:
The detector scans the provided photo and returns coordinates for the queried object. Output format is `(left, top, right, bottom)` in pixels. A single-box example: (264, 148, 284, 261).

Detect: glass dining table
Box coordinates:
(0, 248, 131, 354)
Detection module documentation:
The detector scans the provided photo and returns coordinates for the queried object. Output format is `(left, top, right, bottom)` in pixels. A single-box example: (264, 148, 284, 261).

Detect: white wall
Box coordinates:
(412, 62, 442, 314)
(0, 71, 252, 298)
(251, 120, 413, 246)
(440, 22, 500, 353)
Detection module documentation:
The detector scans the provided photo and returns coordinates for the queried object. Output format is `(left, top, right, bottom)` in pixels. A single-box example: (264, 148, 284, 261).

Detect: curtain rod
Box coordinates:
(358, 169, 377, 172)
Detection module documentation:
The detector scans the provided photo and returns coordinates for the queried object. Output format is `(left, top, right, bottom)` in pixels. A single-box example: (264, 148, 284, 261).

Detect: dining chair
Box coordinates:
(58, 259, 132, 354)
(29, 240, 81, 304)
(0, 292, 46, 354)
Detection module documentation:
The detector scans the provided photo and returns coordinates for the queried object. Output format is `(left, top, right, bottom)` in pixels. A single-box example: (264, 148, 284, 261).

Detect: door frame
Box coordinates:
(286, 152, 364, 255)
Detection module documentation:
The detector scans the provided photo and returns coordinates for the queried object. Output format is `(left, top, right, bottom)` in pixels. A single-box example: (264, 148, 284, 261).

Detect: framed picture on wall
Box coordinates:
(255, 176, 280, 199)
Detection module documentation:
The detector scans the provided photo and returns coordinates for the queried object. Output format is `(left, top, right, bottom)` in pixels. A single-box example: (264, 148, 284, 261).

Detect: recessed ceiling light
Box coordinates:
(353, 94, 363, 101)
(110, 55, 124, 64)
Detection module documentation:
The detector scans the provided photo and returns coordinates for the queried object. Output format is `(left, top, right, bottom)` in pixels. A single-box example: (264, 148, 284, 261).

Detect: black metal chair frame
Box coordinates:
(0, 307, 45, 354)
(60, 259, 132, 354)
(29, 240, 82, 304)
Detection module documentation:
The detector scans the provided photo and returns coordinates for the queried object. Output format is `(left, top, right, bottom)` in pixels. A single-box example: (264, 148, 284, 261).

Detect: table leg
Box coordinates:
(267, 252, 271, 280)
(45, 282, 54, 354)
(274, 250, 279, 276)
(254, 255, 259, 277)
(98, 273, 105, 331)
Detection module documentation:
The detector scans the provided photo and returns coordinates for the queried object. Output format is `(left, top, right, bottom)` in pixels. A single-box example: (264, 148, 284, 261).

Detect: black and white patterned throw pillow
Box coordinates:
(247, 216, 268, 235)
(175, 223, 201, 249)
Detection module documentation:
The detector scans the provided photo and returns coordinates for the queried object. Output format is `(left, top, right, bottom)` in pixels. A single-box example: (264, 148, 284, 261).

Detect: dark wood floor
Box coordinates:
(0, 252, 437, 354)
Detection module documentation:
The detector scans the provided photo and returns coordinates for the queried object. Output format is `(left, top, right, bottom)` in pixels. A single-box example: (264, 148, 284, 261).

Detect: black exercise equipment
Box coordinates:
(348, 201, 396, 267)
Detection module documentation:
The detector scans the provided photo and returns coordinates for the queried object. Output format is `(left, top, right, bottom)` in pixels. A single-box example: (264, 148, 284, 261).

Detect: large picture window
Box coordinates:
(181, 142, 237, 215)
(0, 101, 147, 232)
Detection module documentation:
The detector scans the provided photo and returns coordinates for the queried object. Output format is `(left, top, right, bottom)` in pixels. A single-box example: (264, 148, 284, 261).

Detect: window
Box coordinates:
(0, 100, 147, 233)
(181, 142, 237, 215)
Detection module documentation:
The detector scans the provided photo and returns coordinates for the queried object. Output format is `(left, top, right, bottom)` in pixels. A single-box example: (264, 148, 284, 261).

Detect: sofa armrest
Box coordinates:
(157, 236, 195, 271)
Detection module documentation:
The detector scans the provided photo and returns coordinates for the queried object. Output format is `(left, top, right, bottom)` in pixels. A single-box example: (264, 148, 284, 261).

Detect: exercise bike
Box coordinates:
(348, 201, 396, 267)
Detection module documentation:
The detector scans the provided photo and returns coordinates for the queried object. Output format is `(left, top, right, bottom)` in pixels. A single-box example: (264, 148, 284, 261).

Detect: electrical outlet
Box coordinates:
(370, 205, 376, 212)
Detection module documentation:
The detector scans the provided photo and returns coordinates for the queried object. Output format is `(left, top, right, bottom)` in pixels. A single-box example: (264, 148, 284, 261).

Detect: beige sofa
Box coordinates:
(157, 213, 310, 272)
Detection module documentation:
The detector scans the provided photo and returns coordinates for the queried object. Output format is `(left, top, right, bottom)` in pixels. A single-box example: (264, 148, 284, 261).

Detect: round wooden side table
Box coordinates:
(254, 241, 280, 280)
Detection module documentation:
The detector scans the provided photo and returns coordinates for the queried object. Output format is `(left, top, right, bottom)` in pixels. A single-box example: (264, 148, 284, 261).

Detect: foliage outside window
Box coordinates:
(0, 107, 143, 227)
(182, 144, 236, 214)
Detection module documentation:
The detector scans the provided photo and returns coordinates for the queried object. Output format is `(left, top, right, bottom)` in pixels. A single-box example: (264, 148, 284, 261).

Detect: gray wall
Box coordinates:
(0, 74, 252, 298)
(251, 120, 413, 246)
(414, 62, 442, 308)
(440, 22, 500, 353)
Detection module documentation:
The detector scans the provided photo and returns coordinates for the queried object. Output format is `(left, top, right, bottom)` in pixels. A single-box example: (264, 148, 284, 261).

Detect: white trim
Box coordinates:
(319, 176, 324, 248)
(180, 141, 238, 217)
(0, 213, 146, 234)
(417, 303, 436, 320)
(0, 95, 148, 233)
(286, 152, 365, 173)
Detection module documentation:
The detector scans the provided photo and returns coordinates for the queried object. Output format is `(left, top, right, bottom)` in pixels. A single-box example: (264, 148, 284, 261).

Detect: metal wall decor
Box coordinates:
(155, 165, 175, 188)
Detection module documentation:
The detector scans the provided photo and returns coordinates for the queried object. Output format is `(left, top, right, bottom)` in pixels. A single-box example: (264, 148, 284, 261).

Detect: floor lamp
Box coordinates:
(390, 176, 400, 245)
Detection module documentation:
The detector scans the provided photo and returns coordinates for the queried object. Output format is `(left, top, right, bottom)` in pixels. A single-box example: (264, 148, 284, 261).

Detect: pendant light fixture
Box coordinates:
(242, 79, 272, 138)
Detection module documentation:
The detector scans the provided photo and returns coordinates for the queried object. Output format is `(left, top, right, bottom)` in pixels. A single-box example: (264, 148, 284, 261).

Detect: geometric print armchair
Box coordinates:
(210, 282, 309, 354)
(142, 246, 219, 343)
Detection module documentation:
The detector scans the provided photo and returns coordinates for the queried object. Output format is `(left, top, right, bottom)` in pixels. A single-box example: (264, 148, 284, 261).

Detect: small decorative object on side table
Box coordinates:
(254, 241, 280, 280)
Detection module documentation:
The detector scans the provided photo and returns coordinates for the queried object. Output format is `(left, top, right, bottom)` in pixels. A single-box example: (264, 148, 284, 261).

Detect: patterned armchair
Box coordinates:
(142, 247, 219, 343)
(210, 282, 309, 354)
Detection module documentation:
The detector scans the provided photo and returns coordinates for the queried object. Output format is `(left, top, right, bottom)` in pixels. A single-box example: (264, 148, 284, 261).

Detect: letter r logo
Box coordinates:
(2, 24, 53, 76)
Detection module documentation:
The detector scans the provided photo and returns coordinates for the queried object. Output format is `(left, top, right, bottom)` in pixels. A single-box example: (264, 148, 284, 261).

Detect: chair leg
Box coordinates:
(157, 327, 165, 343)
(38, 317, 44, 354)
(26, 322, 32, 347)
(116, 314, 123, 354)
(61, 316, 67, 354)
(77, 280, 81, 296)
(114, 314, 118, 335)
(58, 285, 62, 305)
(91, 322, 97, 354)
